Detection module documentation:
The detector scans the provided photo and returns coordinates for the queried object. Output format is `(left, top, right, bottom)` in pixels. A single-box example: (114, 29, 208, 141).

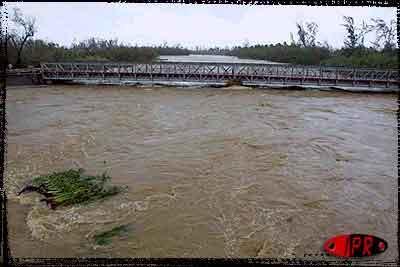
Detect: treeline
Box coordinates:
(321, 47, 396, 68)
(5, 7, 190, 67)
(228, 44, 331, 66)
(9, 38, 395, 69)
(223, 44, 397, 68)
(7, 38, 191, 66)
(4, 7, 397, 69)
(203, 17, 397, 68)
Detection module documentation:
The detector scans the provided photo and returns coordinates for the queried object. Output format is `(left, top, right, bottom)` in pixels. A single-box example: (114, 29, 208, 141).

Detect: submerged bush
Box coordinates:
(18, 168, 123, 209)
(93, 224, 132, 246)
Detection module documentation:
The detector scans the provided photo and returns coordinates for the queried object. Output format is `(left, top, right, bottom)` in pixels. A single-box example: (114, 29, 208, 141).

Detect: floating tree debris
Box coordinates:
(93, 224, 132, 246)
(18, 168, 124, 209)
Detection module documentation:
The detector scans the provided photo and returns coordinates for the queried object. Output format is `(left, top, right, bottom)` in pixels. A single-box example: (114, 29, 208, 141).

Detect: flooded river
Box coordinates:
(6, 85, 397, 260)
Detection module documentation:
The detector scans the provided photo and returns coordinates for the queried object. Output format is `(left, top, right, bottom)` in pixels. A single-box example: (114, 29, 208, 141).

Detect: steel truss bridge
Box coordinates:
(40, 62, 399, 89)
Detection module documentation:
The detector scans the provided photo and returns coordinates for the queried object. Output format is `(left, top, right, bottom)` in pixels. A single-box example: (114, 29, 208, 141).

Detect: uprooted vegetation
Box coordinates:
(18, 168, 124, 209)
(93, 224, 133, 246)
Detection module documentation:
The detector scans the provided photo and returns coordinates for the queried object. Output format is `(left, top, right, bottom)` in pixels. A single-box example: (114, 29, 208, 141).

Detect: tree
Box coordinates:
(342, 16, 357, 49)
(306, 22, 318, 47)
(8, 10, 33, 63)
(296, 23, 307, 47)
(8, 7, 37, 67)
(294, 21, 319, 48)
(341, 16, 373, 50)
(370, 18, 396, 50)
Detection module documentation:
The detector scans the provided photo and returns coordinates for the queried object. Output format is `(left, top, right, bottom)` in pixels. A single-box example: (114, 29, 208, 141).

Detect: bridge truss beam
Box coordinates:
(40, 62, 399, 89)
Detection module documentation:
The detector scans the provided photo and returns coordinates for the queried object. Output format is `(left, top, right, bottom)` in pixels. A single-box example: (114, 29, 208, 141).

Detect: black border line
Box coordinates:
(0, 2, 10, 267)
(0, 1, 399, 266)
(396, 5, 400, 267)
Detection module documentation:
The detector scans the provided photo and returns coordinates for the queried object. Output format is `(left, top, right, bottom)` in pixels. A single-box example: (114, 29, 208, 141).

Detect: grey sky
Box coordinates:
(3, 2, 397, 49)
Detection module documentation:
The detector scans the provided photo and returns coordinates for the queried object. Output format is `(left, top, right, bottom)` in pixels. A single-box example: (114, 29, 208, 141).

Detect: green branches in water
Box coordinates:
(19, 168, 124, 209)
(93, 224, 132, 246)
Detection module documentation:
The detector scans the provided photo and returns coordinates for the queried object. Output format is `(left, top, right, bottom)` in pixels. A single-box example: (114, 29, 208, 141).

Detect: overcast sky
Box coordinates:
(2, 2, 397, 49)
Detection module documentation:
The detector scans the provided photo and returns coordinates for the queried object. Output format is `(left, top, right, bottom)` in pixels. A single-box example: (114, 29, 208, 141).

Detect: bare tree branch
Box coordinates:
(341, 16, 373, 50)
(371, 18, 396, 50)
(9, 7, 37, 66)
(294, 21, 319, 48)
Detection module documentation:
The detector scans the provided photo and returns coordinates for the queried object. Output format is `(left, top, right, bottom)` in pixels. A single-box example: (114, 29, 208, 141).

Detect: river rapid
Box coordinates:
(6, 84, 398, 260)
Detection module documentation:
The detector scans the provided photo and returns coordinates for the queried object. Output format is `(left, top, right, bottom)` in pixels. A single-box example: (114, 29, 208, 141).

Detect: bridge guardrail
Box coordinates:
(40, 62, 399, 88)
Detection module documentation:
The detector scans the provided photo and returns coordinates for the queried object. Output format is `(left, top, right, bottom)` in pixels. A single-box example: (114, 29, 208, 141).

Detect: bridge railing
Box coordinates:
(40, 62, 399, 85)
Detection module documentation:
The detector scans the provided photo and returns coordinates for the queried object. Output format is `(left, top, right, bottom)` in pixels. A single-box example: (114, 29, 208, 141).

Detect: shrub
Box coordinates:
(19, 168, 123, 209)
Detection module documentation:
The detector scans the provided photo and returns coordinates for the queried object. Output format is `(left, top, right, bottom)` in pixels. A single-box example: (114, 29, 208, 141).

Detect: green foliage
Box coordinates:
(93, 224, 132, 246)
(321, 48, 397, 68)
(227, 44, 331, 66)
(156, 43, 191, 55)
(6, 37, 397, 69)
(225, 43, 397, 68)
(31, 168, 123, 207)
(7, 37, 195, 67)
(8, 38, 162, 67)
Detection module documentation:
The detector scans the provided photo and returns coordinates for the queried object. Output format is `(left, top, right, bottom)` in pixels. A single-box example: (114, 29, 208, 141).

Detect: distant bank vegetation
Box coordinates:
(4, 7, 397, 69)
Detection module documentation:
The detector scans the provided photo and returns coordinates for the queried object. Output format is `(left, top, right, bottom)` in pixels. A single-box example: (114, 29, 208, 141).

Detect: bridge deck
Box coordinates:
(40, 62, 399, 89)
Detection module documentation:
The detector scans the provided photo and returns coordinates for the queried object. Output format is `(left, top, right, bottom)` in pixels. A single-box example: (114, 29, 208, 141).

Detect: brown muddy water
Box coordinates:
(6, 85, 398, 260)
